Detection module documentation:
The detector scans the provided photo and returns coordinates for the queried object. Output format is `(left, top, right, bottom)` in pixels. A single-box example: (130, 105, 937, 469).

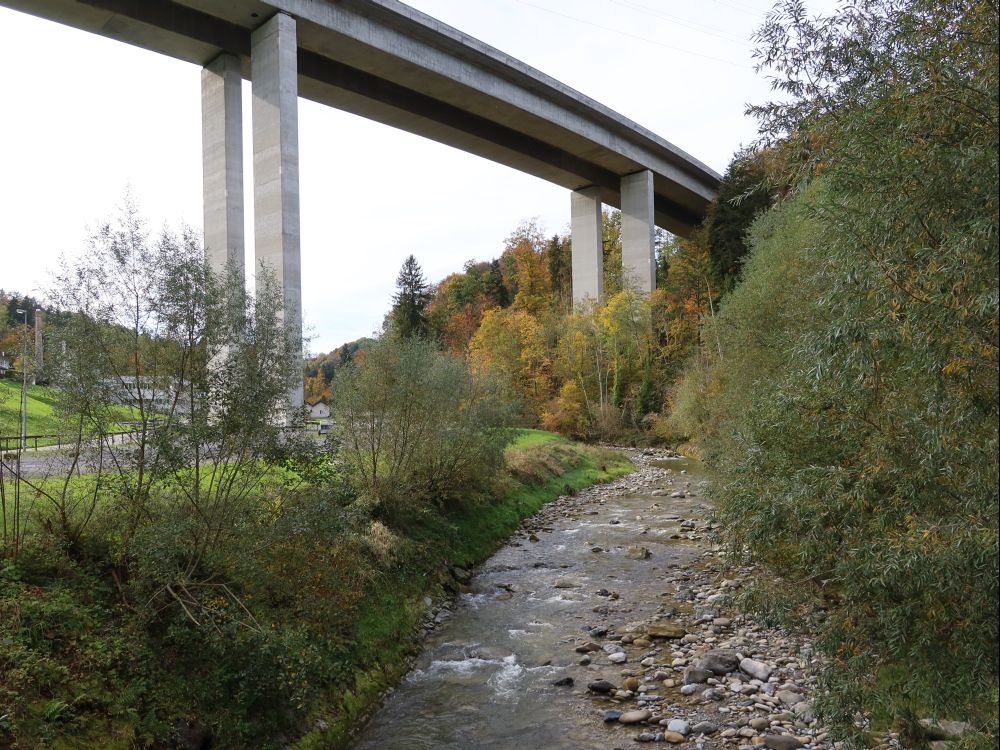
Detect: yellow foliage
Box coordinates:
(469, 307, 553, 418)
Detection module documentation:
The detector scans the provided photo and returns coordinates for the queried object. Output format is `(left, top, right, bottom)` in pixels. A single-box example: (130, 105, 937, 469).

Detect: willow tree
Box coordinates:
(701, 1, 999, 745)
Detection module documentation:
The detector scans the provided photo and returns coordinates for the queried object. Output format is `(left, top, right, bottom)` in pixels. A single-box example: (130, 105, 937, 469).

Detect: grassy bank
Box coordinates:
(0, 431, 631, 749)
(0, 380, 137, 447)
(0, 380, 63, 440)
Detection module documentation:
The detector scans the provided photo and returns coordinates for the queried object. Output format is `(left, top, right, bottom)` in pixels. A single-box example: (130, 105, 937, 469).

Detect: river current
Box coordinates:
(351, 452, 711, 749)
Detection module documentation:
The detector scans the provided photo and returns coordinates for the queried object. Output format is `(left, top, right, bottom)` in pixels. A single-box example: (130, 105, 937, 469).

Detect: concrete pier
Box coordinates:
(201, 52, 245, 274)
(571, 187, 604, 303)
(621, 170, 656, 294)
(252, 13, 303, 413)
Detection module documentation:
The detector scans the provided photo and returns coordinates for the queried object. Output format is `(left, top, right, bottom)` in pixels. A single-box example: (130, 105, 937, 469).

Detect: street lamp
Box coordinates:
(15, 308, 27, 451)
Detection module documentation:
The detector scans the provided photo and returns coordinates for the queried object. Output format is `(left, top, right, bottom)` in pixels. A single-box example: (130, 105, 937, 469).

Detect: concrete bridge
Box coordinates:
(1, 0, 721, 408)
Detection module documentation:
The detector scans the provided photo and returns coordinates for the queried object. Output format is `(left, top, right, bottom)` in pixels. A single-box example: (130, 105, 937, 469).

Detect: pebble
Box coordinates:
(741, 657, 773, 680)
(763, 736, 806, 750)
(587, 680, 615, 694)
(619, 709, 652, 724)
(667, 719, 690, 735)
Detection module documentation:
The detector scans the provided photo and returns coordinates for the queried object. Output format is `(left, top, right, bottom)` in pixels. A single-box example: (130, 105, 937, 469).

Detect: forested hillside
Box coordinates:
(309, 213, 729, 442)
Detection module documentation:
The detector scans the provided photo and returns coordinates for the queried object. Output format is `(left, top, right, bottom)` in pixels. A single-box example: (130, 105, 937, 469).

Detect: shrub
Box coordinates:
(681, 0, 999, 738)
(332, 335, 514, 519)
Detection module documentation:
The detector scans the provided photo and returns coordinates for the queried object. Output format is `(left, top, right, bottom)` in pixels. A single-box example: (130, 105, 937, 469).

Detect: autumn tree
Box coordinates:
(468, 307, 552, 421)
(601, 210, 623, 296)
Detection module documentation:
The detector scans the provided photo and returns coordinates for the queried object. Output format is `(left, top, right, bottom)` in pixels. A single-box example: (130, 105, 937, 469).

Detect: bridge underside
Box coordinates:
(6, 0, 718, 235)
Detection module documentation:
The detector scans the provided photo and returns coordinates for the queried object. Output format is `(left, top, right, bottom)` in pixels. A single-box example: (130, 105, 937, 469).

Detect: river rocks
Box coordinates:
(691, 721, 719, 735)
(666, 719, 690, 735)
(619, 709, 652, 724)
(588, 679, 615, 693)
(553, 578, 580, 588)
(365, 449, 855, 749)
(919, 718, 973, 740)
(683, 666, 714, 685)
(791, 700, 814, 720)
(449, 565, 472, 584)
(625, 545, 652, 560)
(646, 622, 686, 639)
(763, 735, 805, 750)
(695, 650, 740, 675)
(776, 689, 804, 706)
(740, 657, 773, 680)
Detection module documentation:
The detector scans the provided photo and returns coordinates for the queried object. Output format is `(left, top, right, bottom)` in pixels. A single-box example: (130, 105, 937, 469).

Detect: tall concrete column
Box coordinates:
(621, 170, 656, 294)
(571, 187, 604, 303)
(201, 52, 245, 275)
(252, 13, 303, 414)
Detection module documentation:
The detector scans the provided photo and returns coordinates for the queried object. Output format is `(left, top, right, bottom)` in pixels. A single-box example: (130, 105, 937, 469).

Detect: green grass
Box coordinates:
(0, 380, 64, 440)
(507, 428, 562, 448)
(0, 380, 139, 448)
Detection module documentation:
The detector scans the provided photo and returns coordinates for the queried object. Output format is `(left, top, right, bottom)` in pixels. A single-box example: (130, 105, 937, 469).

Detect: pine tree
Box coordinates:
(391, 254, 431, 338)
(484, 259, 509, 308)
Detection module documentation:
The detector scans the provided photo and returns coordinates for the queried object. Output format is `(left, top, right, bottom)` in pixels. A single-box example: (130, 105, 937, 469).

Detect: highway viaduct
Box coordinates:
(0, 0, 721, 409)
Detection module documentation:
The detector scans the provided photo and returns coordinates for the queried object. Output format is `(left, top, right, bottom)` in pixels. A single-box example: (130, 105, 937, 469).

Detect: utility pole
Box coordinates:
(15, 308, 28, 451)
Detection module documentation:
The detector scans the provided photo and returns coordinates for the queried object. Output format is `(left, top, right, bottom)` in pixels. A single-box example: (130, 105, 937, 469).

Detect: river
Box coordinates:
(350, 449, 716, 749)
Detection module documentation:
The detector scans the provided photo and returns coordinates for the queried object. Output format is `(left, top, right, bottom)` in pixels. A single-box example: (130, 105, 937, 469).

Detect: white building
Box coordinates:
(307, 400, 331, 419)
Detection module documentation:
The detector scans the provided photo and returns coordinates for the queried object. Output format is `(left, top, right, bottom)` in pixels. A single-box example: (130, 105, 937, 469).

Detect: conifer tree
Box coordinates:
(391, 254, 431, 338)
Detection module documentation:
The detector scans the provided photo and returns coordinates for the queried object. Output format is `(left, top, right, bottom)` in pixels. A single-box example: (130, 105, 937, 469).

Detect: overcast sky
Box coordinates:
(0, 0, 836, 353)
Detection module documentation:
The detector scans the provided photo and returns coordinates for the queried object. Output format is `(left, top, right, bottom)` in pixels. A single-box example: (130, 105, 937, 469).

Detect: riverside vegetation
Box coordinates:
(2, 0, 997, 747)
(0, 202, 630, 747)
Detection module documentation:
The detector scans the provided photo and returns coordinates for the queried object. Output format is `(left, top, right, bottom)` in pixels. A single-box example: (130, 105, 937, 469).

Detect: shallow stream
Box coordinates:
(350, 453, 712, 749)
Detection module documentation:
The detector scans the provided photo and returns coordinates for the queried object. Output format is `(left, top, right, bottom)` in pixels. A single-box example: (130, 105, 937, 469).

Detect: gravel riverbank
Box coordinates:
(351, 448, 904, 750)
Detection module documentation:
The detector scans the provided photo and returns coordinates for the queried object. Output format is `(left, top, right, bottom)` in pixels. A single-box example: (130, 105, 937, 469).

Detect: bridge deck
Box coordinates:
(2, 0, 720, 234)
